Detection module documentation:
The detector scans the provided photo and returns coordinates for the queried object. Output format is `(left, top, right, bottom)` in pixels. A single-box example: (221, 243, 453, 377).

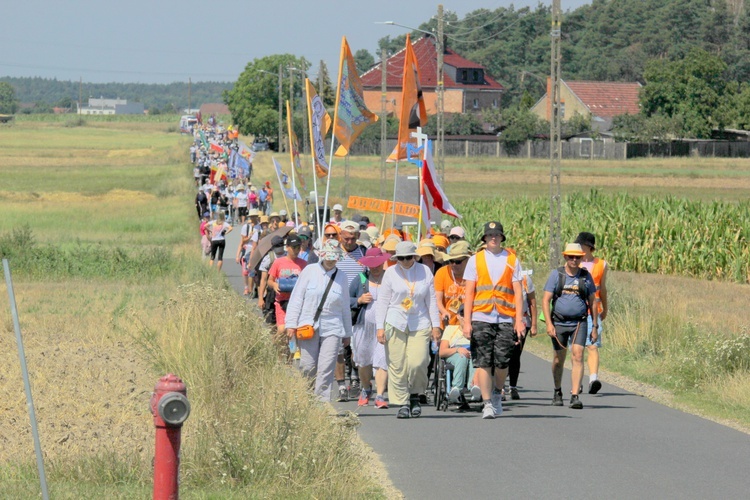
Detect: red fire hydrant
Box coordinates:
(150, 374, 191, 500)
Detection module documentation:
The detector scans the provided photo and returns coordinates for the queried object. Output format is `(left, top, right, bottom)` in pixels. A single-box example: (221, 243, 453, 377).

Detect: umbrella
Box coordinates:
(247, 225, 293, 271)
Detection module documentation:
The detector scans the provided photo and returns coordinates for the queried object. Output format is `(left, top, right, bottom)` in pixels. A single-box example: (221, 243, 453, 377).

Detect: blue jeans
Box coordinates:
(445, 351, 476, 390)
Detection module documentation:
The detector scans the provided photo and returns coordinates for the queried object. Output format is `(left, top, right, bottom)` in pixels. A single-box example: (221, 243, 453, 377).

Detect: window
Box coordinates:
(493, 99, 498, 108)
(462, 70, 468, 82)
(473, 70, 479, 82)
(473, 99, 479, 109)
(560, 102, 566, 119)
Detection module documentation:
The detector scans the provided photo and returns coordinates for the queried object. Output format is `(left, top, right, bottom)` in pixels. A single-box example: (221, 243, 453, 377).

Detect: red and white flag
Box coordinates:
(422, 142, 460, 219)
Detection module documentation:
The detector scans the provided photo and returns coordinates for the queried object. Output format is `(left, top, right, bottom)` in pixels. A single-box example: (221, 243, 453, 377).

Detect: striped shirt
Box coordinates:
(336, 246, 365, 286)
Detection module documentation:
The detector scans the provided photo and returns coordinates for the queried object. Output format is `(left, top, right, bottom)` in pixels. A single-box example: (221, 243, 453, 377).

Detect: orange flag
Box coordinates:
(333, 36, 378, 157)
(387, 34, 428, 162)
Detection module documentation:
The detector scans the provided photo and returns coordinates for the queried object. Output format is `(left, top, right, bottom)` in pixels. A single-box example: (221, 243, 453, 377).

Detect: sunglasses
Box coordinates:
(324, 233, 338, 238)
(450, 258, 467, 265)
(449, 235, 462, 240)
(397, 256, 414, 261)
(565, 255, 582, 260)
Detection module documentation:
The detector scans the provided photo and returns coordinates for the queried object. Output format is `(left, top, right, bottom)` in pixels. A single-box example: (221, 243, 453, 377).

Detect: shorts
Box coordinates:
(241, 259, 249, 277)
(470, 321, 516, 369)
(550, 320, 588, 351)
(274, 300, 288, 326)
(209, 239, 226, 261)
(238, 207, 248, 218)
(585, 314, 602, 347)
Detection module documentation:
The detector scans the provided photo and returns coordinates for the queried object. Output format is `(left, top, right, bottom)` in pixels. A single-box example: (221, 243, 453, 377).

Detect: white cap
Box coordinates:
(449, 227, 465, 238)
(440, 219, 452, 231)
(333, 203, 343, 212)
(279, 209, 288, 216)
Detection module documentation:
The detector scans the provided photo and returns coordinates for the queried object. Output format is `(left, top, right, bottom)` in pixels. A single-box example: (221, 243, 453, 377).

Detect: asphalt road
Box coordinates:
(221, 229, 750, 499)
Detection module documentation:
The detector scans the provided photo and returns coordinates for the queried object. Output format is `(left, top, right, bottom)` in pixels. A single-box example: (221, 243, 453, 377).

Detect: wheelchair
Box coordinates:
(433, 354, 484, 412)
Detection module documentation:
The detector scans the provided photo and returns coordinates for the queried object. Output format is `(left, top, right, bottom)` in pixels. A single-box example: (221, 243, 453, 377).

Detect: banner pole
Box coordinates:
(3, 259, 49, 500)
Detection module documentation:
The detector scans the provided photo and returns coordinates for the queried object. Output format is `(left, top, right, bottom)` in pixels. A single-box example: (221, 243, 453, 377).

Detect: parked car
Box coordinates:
(251, 137, 269, 152)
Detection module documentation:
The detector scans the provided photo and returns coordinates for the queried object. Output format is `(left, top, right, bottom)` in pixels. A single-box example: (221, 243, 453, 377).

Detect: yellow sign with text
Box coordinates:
(347, 196, 420, 218)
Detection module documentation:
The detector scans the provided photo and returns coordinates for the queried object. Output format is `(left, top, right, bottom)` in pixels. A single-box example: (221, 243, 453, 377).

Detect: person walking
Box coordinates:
(268, 235, 307, 339)
(505, 267, 537, 400)
(541, 243, 598, 409)
(207, 212, 233, 271)
(376, 241, 441, 419)
(462, 222, 525, 419)
(350, 247, 391, 408)
(575, 231, 608, 394)
(285, 240, 353, 402)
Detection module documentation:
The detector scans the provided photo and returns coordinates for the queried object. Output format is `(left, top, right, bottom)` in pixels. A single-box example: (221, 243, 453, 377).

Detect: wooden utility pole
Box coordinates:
(437, 4, 445, 183)
(188, 77, 192, 113)
(380, 48, 388, 198)
(78, 77, 82, 114)
(549, 0, 562, 268)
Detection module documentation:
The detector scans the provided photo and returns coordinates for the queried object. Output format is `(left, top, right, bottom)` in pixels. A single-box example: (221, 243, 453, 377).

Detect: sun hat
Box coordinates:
(440, 219, 452, 232)
(442, 240, 472, 261)
(269, 212, 281, 219)
(357, 231, 372, 248)
(381, 235, 402, 252)
(236, 184, 246, 191)
(365, 226, 380, 241)
(319, 239, 344, 261)
(250, 186, 257, 192)
(248, 208, 260, 217)
(332, 203, 343, 211)
(562, 243, 586, 257)
(416, 239, 436, 258)
(482, 221, 506, 242)
(392, 241, 418, 260)
(339, 220, 359, 233)
(431, 234, 450, 250)
(358, 247, 390, 268)
(449, 227, 466, 238)
(574, 232, 596, 251)
(260, 215, 270, 224)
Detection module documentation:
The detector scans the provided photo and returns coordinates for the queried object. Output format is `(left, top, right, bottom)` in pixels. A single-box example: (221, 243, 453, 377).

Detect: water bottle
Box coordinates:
(431, 340, 438, 354)
(289, 336, 297, 355)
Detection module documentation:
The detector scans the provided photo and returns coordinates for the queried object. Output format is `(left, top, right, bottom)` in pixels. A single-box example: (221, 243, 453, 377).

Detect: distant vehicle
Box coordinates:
(180, 115, 198, 134)
(251, 137, 270, 152)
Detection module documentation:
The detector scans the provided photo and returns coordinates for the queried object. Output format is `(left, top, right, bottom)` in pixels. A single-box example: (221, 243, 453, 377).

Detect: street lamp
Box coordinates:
(376, 8, 445, 183)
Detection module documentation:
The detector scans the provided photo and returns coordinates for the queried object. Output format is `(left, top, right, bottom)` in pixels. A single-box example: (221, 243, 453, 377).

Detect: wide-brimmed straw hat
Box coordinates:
(442, 240, 472, 261)
(416, 239, 436, 258)
(381, 235, 402, 252)
(391, 241, 418, 260)
(562, 243, 586, 257)
(358, 247, 390, 268)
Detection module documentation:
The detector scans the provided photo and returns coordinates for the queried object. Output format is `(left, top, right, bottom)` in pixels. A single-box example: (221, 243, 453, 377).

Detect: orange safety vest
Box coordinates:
(473, 249, 517, 317)
(587, 257, 606, 314)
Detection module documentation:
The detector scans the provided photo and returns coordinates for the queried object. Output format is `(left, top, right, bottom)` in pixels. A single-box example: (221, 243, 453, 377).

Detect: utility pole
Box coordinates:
(380, 48, 388, 198)
(549, 0, 562, 269)
(78, 77, 82, 115)
(277, 64, 283, 151)
(188, 77, 191, 113)
(437, 4, 445, 184)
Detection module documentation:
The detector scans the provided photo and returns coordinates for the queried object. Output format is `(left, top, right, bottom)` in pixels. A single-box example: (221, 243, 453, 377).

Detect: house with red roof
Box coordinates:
(359, 36, 504, 117)
(530, 80, 642, 131)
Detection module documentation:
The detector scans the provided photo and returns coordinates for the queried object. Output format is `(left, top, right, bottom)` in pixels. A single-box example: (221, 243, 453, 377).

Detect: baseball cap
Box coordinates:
(339, 220, 359, 233)
(449, 227, 466, 238)
(286, 235, 302, 247)
(332, 203, 343, 211)
(271, 235, 285, 248)
(297, 226, 312, 239)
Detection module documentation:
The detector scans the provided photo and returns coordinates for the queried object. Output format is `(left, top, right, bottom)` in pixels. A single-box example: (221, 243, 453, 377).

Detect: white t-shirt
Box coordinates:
(234, 191, 248, 208)
(463, 248, 523, 324)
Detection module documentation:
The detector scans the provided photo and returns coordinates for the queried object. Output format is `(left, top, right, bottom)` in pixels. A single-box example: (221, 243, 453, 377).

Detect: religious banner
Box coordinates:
(347, 196, 420, 218)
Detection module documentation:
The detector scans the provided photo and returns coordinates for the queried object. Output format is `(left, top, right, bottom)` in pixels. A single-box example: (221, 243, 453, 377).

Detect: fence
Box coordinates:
(344, 138, 749, 160)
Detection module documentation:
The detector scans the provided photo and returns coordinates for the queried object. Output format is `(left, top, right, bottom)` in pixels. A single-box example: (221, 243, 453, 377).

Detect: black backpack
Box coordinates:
(551, 266, 593, 323)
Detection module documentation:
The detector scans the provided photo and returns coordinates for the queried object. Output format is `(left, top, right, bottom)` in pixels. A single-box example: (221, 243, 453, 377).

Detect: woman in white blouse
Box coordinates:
(285, 239, 353, 401)
(376, 241, 441, 419)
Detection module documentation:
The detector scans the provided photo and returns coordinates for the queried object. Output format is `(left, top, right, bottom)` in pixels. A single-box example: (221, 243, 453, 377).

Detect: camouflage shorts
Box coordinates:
(470, 322, 516, 369)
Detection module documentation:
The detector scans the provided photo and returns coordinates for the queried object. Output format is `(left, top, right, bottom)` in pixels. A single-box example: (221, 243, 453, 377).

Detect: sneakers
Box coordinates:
(470, 385, 482, 402)
(570, 394, 583, 409)
(337, 386, 348, 402)
(350, 379, 360, 394)
(357, 390, 371, 407)
(448, 387, 461, 403)
(491, 390, 503, 410)
(243, 287, 250, 296)
(482, 402, 496, 419)
(510, 387, 520, 400)
(589, 380, 602, 394)
(397, 405, 411, 419)
(551, 389, 564, 406)
(410, 396, 422, 418)
(374, 395, 389, 409)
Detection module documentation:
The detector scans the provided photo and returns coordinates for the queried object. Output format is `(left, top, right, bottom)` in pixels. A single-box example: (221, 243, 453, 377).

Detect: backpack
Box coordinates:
(351, 272, 369, 324)
(550, 266, 593, 323)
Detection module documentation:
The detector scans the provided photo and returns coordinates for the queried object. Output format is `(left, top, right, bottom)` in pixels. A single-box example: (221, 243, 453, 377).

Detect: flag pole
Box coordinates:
(323, 37, 347, 227)
(286, 100, 300, 226)
(304, 86, 323, 241)
(391, 160, 399, 229)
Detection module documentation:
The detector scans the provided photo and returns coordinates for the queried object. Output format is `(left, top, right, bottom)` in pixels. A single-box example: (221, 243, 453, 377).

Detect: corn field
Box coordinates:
(457, 190, 750, 284)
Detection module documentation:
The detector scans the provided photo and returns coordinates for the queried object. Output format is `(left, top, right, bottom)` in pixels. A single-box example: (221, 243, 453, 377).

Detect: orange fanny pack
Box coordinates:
(296, 324, 315, 340)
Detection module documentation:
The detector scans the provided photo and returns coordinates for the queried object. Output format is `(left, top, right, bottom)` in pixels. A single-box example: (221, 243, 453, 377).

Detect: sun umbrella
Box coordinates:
(247, 225, 293, 271)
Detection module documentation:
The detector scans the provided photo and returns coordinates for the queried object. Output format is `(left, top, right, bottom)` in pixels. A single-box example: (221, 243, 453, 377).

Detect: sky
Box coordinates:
(1, 0, 590, 84)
